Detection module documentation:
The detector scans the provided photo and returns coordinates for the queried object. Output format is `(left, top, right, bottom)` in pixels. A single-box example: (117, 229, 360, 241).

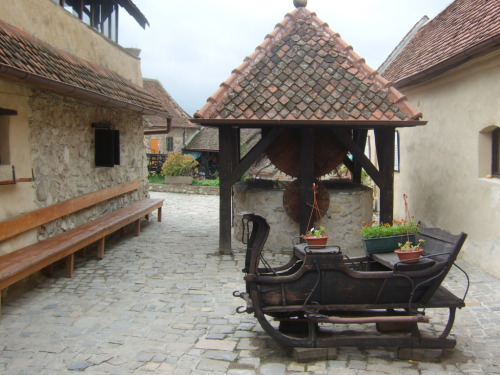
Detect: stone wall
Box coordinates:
(29, 90, 148, 239)
(233, 181, 373, 258)
(149, 183, 219, 195)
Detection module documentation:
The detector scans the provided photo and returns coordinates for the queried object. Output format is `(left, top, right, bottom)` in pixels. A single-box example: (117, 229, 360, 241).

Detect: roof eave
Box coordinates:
(190, 118, 427, 128)
(0, 64, 170, 117)
(116, 0, 149, 29)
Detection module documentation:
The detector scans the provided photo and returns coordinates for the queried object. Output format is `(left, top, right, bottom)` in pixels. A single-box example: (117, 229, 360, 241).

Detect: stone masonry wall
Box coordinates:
(29, 90, 148, 239)
(233, 181, 373, 258)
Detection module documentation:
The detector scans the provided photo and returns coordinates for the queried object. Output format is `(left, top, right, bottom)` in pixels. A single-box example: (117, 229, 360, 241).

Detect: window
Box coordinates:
(0, 108, 16, 165)
(57, 0, 119, 42)
(0, 116, 9, 165)
(493, 128, 500, 177)
(93, 122, 120, 167)
(394, 130, 400, 172)
(167, 137, 174, 152)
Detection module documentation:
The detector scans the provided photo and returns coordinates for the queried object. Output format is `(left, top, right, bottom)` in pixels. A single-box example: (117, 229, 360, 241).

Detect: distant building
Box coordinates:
(142, 78, 199, 155)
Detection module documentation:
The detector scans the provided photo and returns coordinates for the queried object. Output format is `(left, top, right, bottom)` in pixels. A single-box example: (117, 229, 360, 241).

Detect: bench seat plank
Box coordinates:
(0, 198, 163, 290)
(0, 179, 141, 242)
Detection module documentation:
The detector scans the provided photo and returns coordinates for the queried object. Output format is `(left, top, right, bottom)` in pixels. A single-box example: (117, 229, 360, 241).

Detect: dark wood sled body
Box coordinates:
(234, 213, 468, 351)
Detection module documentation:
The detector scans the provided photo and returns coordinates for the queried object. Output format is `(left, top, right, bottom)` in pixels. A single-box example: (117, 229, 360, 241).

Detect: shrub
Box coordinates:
(161, 153, 198, 176)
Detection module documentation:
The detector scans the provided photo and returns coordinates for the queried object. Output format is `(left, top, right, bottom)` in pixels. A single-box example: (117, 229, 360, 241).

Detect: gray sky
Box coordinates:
(120, 0, 452, 116)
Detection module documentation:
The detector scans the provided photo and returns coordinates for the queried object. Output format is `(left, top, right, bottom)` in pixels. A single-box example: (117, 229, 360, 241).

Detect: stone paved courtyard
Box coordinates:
(0, 192, 498, 374)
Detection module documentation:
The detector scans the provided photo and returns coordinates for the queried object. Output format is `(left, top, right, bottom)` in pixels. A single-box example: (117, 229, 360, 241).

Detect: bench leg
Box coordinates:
(134, 219, 141, 236)
(97, 237, 105, 259)
(157, 206, 162, 222)
(65, 254, 75, 278)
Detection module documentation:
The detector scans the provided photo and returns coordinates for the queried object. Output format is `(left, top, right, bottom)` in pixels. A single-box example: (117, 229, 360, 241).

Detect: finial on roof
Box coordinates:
(293, 0, 307, 8)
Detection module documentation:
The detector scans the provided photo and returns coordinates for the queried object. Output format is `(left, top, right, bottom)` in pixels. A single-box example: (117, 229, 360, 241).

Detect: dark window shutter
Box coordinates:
(95, 129, 119, 167)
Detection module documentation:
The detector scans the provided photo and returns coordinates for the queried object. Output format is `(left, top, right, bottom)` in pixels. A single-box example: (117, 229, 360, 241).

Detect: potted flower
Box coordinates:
(161, 153, 199, 185)
(303, 226, 329, 248)
(394, 239, 426, 263)
(359, 194, 421, 254)
(359, 219, 419, 254)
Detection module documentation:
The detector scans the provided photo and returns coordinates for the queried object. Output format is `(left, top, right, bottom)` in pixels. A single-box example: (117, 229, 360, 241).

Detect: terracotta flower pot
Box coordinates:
(394, 248, 423, 263)
(303, 235, 329, 249)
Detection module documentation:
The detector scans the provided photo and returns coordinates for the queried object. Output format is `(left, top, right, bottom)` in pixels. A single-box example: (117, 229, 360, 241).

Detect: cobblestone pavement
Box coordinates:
(0, 192, 499, 374)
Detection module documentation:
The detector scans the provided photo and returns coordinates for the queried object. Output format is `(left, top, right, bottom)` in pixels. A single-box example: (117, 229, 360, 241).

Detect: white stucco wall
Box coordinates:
(0, 0, 143, 85)
(394, 49, 500, 278)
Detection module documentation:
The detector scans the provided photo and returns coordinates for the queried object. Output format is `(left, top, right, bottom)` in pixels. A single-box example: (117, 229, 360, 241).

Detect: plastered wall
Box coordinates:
(394, 50, 500, 278)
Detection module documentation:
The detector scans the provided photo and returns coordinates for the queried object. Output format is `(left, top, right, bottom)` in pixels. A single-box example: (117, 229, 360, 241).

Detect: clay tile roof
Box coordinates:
(194, 7, 422, 123)
(381, 0, 500, 87)
(185, 127, 219, 152)
(185, 127, 260, 152)
(143, 79, 199, 133)
(0, 20, 168, 116)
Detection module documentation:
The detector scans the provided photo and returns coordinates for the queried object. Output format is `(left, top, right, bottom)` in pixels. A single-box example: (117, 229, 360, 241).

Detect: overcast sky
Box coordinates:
(119, 0, 452, 116)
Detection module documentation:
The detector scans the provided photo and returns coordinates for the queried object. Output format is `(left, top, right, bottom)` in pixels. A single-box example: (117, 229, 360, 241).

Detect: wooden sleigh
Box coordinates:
(234, 213, 469, 358)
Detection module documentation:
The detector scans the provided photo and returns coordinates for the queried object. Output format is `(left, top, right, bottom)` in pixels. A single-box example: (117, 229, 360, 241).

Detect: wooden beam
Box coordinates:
(0, 179, 141, 242)
(300, 128, 315, 236)
(230, 128, 284, 184)
(218, 127, 234, 254)
(353, 129, 368, 184)
(330, 129, 383, 188)
(375, 128, 395, 224)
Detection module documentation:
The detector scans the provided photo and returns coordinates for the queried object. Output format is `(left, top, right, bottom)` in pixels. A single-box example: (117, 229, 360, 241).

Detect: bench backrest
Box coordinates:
(416, 223, 467, 303)
(0, 179, 141, 243)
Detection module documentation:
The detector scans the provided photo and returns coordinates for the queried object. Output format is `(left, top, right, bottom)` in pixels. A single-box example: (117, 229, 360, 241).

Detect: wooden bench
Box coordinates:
(0, 179, 163, 299)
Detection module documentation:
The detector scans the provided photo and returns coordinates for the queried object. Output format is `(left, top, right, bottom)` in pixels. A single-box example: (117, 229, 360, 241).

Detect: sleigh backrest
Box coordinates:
(416, 223, 467, 303)
(242, 213, 270, 275)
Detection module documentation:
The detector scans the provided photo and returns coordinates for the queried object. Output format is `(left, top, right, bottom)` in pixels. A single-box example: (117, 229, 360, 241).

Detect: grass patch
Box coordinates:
(192, 178, 220, 187)
(148, 174, 165, 184)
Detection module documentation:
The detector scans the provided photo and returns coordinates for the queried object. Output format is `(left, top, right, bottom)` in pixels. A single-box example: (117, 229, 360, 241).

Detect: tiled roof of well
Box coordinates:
(195, 7, 422, 123)
(143, 79, 199, 132)
(381, 0, 500, 87)
(0, 20, 168, 116)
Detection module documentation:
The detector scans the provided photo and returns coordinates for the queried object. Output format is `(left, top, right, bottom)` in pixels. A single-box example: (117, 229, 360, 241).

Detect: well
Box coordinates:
(233, 180, 373, 257)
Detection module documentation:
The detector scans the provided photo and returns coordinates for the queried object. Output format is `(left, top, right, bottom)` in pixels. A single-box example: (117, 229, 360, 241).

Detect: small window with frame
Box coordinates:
(167, 136, 174, 152)
(0, 108, 17, 165)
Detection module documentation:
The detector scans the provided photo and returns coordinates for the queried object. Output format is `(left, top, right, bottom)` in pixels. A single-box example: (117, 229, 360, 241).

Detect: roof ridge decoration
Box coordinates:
(195, 7, 422, 122)
(0, 20, 168, 116)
